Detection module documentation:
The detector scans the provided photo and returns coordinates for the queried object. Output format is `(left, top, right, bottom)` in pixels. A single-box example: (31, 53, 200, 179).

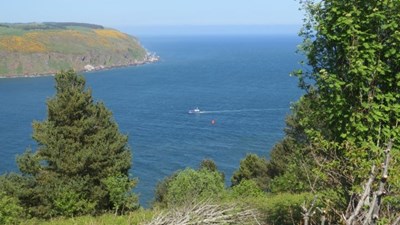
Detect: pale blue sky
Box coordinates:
(2, 0, 303, 35)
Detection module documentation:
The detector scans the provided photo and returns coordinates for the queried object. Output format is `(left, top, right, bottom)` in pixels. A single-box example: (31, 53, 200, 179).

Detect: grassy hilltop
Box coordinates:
(0, 22, 150, 77)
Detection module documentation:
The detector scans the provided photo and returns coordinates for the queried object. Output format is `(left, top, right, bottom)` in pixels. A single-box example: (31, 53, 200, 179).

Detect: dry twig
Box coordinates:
(144, 200, 260, 225)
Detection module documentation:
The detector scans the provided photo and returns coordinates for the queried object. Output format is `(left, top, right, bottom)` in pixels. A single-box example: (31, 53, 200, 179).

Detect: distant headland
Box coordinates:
(0, 22, 159, 78)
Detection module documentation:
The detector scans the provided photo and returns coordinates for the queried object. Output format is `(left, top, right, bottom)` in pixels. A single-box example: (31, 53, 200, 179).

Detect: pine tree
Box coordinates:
(17, 70, 134, 217)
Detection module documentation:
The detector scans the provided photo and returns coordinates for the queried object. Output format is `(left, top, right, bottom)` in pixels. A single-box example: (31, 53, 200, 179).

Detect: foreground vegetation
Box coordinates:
(24, 210, 153, 225)
(1, 0, 400, 224)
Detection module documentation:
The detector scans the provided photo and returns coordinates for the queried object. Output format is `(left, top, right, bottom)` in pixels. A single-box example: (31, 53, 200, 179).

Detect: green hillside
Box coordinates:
(0, 22, 153, 77)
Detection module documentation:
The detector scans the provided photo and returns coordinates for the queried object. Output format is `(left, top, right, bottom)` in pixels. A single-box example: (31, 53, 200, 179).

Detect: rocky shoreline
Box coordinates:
(82, 52, 159, 72)
(0, 53, 160, 79)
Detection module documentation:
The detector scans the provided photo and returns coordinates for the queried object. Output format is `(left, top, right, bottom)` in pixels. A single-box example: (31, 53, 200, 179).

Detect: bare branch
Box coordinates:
(344, 140, 394, 225)
(363, 193, 377, 225)
(302, 195, 318, 225)
(391, 214, 400, 225)
(317, 207, 327, 225)
(371, 140, 393, 224)
(346, 165, 376, 225)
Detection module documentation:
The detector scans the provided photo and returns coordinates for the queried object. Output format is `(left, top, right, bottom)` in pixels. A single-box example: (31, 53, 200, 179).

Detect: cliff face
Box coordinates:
(0, 23, 154, 77)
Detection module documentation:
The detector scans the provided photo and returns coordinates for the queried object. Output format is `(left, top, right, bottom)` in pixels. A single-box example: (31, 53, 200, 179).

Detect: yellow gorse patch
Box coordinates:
(0, 35, 47, 53)
(0, 29, 130, 53)
(94, 29, 129, 40)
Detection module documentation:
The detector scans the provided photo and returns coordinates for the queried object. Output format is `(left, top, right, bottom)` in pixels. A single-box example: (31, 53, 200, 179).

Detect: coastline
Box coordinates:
(0, 53, 160, 79)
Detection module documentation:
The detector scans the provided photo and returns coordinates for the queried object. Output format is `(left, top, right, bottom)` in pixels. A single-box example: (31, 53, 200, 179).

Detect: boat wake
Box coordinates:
(198, 108, 287, 114)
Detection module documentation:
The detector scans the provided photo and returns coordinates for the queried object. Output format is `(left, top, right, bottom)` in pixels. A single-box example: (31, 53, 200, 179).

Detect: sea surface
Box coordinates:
(0, 35, 303, 206)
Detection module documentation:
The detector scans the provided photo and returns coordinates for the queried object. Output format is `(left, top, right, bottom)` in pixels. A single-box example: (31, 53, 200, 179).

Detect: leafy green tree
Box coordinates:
(267, 98, 324, 193)
(231, 154, 270, 191)
(293, 0, 400, 221)
(16, 70, 134, 217)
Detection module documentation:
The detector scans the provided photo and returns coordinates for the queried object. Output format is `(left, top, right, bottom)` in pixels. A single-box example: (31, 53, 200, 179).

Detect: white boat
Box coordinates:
(188, 107, 201, 114)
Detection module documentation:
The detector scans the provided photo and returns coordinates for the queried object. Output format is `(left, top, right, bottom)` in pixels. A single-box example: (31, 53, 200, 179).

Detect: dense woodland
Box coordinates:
(1, 0, 400, 224)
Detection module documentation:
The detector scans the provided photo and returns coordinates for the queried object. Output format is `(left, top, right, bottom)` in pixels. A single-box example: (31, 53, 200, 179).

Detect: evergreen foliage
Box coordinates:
(14, 70, 135, 218)
(231, 153, 270, 191)
(199, 158, 225, 181)
(199, 158, 218, 172)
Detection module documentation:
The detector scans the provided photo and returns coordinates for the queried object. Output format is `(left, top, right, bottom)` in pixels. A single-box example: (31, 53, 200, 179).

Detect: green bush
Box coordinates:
(249, 192, 314, 225)
(153, 172, 178, 207)
(102, 174, 139, 215)
(230, 179, 265, 199)
(0, 191, 23, 224)
(165, 168, 226, 206)
(154, 159, 225, 208)
(23, 209, 154, 225)
(51, 180, 96, 217)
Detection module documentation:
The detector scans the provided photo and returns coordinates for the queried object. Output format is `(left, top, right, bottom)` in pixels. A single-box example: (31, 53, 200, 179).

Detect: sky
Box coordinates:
(2, 0, 304, 35)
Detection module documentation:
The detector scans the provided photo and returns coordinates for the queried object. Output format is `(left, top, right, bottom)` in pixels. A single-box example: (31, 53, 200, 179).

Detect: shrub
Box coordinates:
(154, 159, 225, 208)
(51, 179, 96, 217)
(102, 174, 139, 215)
(249, 192, 314, 225)
(154, 172, 178, 207)
(165, 168, 225, 207)
(0, 191, 23, 224)
(230, 179, 265, 199)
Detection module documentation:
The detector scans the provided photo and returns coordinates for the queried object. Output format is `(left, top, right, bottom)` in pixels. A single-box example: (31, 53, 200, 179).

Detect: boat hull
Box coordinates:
(188, 108, 201, 114)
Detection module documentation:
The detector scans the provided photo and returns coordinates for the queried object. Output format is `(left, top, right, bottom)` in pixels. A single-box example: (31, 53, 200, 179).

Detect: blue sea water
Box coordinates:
(0, 35, 303, 206)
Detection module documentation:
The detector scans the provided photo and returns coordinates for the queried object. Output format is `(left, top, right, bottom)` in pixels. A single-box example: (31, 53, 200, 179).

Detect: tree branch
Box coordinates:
(346, 165, 376, 225)
(391, 214, 400, 225)
(302, 195, 318, 225)
(371, 140, 392, 224)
